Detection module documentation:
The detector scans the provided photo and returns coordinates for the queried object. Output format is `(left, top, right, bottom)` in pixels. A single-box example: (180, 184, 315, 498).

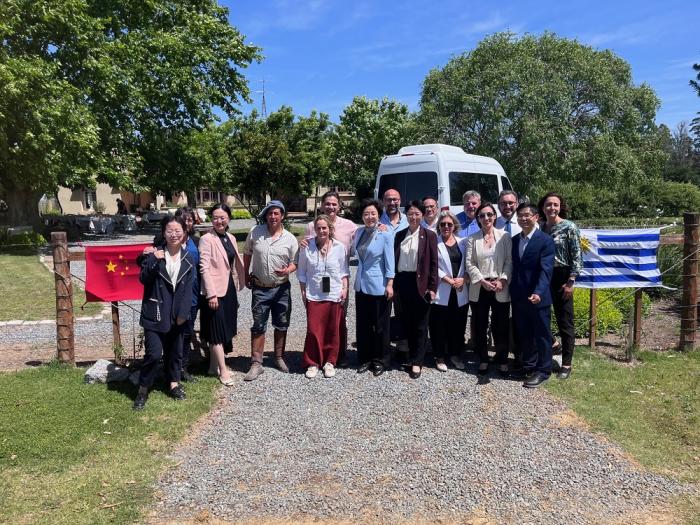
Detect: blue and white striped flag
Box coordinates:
(577, 228, 662, 289)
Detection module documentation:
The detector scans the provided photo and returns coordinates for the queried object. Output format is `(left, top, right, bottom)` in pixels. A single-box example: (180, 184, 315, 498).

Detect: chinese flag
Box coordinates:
(85, 244, 151, 302)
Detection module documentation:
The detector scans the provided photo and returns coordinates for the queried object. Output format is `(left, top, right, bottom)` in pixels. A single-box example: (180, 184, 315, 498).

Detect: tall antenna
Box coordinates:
(255, 79, 267, 118)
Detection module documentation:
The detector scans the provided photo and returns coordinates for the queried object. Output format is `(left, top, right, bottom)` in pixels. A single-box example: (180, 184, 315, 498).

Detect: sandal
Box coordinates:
(219, 376, 235, 387)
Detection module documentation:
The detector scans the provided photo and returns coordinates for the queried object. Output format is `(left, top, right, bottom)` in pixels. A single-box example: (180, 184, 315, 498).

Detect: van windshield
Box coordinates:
(378, 172, 438, 204)
(449, 172, 500, 205)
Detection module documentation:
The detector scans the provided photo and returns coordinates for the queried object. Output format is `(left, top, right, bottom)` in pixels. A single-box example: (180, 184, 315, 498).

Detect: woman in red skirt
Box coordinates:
(297, 215, 349, 378)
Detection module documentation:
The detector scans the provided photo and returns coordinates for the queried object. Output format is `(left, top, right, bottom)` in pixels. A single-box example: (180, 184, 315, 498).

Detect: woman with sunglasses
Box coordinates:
(429, 211, 469, 372)
(393, 200, 439, 379)
(465, 202, 512, 376)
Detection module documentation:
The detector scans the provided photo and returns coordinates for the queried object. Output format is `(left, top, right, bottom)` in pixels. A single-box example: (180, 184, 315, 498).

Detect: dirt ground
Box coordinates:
(0, 297, 684, 371)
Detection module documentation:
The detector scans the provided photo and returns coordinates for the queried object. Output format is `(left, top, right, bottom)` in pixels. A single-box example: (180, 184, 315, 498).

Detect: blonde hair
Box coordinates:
(314, 214, 334, 239)
(437, 210, 460, 234)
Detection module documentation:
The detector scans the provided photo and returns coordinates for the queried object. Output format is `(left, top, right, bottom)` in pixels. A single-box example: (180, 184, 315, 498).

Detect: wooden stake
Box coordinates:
(633, 289, 643, 350)
(52, 232, 75, 364)
(111, 301, 123, 365)
(680, 212, 699, 351)
(588, 289, 597, 349)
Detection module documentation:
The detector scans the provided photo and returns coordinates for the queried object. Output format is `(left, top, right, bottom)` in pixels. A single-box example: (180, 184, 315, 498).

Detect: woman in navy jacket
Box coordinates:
(352, 199, 395, 376)
(134, 216, 195, 410)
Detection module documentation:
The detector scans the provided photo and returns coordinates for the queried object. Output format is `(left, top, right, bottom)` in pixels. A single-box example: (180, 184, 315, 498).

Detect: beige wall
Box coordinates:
(58, 183, 121, 215)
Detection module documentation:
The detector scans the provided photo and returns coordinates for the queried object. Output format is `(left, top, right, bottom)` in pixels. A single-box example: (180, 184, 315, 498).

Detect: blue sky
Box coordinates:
(224, 0, 699, 130)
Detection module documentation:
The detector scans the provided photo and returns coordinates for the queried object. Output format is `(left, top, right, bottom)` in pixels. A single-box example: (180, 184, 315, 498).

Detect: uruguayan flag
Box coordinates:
(577, 228, 662, 289)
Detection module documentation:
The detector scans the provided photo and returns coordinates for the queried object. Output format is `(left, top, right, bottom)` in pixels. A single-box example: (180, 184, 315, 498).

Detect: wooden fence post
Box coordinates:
(680, 212, 699, 351)
(52, 232, 75, 364)
(588, 289, 597, 349)
(111, 301, 123, 365)
(633, 289, 643, 349)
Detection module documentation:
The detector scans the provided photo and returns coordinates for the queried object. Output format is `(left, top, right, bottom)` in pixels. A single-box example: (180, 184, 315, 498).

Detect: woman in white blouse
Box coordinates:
(465, 202, 512, 376)
(298, 215, 349, 378)
(430, 211, 469, 372)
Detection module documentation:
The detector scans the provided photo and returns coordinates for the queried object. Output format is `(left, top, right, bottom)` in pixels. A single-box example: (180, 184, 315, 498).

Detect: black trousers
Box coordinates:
(140, 325, 185, 388)
(550, 266, 575, 367)
(429, 289, 467, 359)
(471, 289, 510, 365)
(513, 301, 553, 376)
(394, 272, 431, 366)
(355, 291, 391, 366)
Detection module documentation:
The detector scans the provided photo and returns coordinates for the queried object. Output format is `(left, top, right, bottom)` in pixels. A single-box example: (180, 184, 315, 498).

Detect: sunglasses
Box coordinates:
(439, 222, 454, 228)
(478, 212, 495, 219)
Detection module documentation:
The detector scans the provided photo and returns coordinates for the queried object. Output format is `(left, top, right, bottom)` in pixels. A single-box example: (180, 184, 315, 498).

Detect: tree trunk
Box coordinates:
(0, 186, 44, 230)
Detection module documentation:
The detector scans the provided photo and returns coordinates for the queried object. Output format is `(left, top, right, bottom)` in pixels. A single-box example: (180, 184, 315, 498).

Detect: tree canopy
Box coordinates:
(418, 32, 671, 218)
(331, 96, 417, 200)
(0, 0, 260, 223)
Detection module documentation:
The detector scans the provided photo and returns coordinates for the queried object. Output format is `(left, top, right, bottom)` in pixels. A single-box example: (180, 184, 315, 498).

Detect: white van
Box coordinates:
(374, 144, 513, 215)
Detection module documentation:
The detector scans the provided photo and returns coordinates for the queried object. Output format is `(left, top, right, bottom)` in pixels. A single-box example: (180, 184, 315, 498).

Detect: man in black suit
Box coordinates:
(510, 203, 555, 388)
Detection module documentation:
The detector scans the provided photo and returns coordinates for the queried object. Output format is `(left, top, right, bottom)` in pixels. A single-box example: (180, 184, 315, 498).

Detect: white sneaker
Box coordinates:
(323, 362, 336, 378)
(305, 366, 319, 379)
(436, 360, 448, 372)
(450, 355, 466, 370)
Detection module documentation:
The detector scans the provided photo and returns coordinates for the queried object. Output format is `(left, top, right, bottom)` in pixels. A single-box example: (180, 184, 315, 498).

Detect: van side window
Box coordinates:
(378, 172, 438, 204)
(449, 172, 499, 205)
(501, 176, 512, 191)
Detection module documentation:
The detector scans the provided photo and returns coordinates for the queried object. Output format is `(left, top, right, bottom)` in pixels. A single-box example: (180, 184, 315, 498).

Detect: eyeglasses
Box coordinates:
(439, 222, 454, 228)
(212, 216, 228, 222)
(407, 212, 422, 218)
(478, 212, 495, 219)
(517, 213, 535, 220)
(424, 205, 436, 209)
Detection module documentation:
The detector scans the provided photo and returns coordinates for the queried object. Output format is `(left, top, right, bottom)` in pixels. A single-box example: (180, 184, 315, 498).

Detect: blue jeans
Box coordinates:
(251, 281, 292, 336)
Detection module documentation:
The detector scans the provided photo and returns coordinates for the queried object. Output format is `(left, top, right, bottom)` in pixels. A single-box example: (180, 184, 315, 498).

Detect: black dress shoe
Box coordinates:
(357, 362, 372, 374)
(409, 367, 422, 379)
(169, 385, 186, 401)
(372, 363, 385, 376)
(557, 367, 571, 380)
(133, 391, 148, 411)
(477, 364, 489, 376)
(523, 373, 549, 388)
(181, 370, 198, 383)
(336, 357, 350, 369)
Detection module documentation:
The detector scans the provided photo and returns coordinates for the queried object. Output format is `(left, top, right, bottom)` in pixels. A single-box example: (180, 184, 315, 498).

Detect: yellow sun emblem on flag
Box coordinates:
(580, 235, 592, 254)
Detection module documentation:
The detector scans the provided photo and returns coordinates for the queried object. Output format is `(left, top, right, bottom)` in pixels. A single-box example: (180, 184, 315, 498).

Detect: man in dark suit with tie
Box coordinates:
(510, 203, 555, 388)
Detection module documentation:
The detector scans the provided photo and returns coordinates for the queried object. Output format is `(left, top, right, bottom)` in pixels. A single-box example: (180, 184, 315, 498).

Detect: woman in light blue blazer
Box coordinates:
(352, 198, 395, 376)
(429, 211, 469, 372)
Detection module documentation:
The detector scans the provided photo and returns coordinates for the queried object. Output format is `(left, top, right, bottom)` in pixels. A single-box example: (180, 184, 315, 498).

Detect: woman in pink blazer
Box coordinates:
(199, 204, 245, 386)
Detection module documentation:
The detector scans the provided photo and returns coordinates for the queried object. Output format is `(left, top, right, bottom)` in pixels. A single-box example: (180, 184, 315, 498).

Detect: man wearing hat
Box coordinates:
(243, 200, 299, 381)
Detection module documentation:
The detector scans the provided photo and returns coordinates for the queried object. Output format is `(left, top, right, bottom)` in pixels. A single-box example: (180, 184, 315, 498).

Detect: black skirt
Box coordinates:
(200, 274, 238, 346)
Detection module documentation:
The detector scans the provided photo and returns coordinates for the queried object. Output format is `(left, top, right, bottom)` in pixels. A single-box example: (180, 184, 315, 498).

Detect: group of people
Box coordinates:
(132, 187, 582, 410)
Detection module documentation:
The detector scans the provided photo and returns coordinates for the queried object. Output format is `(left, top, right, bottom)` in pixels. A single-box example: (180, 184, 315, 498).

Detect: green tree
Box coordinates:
(660, 122, 700, 185)
(223, 107, 333, 214)
(418, 32, 664, 217)
(331, 96, 418, 200)
(0, 0, 260, 225)
(691, 62, 700, 150)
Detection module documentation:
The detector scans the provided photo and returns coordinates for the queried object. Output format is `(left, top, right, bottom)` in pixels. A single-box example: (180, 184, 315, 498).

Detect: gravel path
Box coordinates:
(2, 236, 691, 523)
(149, 275, 689, 524)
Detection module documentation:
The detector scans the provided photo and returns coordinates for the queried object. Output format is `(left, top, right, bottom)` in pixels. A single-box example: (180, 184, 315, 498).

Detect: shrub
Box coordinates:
(231, 209, 252, 219)
(656, 244, 682, 292)
(0, 227, 47, 250)
(570, 288, 623, 338)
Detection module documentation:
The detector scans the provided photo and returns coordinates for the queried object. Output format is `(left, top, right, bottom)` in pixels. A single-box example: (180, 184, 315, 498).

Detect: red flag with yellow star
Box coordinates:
(85, 244, 151, 302)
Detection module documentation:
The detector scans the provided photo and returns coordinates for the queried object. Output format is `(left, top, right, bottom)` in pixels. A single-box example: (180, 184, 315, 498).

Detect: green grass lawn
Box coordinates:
(0, 363, 219, 524)
(0, 253, 104, 321)
(546, 347, 700, 523)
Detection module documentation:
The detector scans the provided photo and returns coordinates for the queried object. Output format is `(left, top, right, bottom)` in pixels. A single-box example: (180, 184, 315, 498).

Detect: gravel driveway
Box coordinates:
(148, 267, 688, 525)
(1, 237, 690, 523)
